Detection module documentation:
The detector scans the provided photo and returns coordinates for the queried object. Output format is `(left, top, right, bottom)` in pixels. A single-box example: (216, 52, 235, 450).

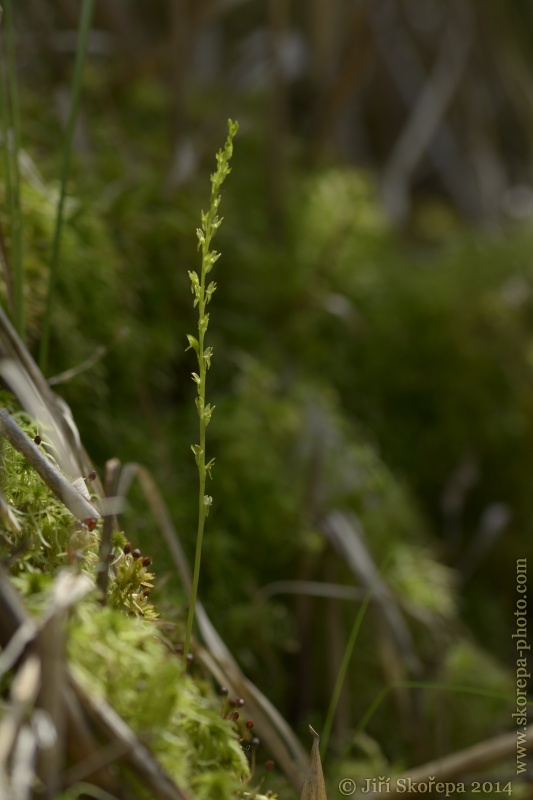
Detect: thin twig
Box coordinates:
(48, 328, 128, 387)
(0, 307, 98, 486)
(255, 579, 366, 603)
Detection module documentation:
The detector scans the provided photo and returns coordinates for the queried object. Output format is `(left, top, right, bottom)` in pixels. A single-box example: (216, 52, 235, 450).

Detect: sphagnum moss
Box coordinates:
(0, 396, 254, 798)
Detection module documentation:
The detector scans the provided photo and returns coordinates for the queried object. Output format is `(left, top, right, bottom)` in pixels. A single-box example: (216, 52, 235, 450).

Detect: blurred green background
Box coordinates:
(1, 0, 532, 791)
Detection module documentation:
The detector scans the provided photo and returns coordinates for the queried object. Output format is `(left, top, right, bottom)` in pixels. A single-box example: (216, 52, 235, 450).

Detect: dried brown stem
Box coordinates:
(96, 457, 121, 600)
(0, 407, 98, 521)
(364, 726, 533, 798)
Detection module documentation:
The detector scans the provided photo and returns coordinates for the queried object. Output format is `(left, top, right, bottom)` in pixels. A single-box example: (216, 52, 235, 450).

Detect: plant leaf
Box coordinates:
(300, 725, 328, 800)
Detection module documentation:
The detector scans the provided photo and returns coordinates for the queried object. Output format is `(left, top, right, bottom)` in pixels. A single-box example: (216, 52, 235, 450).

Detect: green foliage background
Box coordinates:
(2, 2, 532, 790)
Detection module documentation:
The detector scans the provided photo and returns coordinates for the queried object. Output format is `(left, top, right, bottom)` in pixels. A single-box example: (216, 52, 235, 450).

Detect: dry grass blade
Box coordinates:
(11, 725, 37, 800)
(362, 724, 533, 798)
(0, 486, 21, 532)
(0, 305, 100, 488)
(321, 510, 421, 676)
(300, 726, 328, 800)
(321, 511, 424, 744)
(96, 457, 122, 599)
(255, 580, 365, 602)
(0, 655, 40, 794)
(116, 461, 308, 789)
(0, 567, 38, 680)
(0, 406, 98, 521)
(62, 684, 123, 795)
(34, 571, 93, 798)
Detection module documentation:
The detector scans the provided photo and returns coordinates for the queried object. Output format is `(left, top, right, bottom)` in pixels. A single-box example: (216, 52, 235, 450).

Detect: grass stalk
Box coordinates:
(39, 0, 95, 374)
(320, 583, 374, 758)
(1, 0, 24, 337)
(183, 120, 238, 660)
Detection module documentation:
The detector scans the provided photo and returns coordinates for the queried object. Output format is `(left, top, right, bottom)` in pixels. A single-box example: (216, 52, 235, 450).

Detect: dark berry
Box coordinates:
(231, 697, 245, 708)
(220, 686, 228, 697)
(84, 517, 97, 531)
(251, 736, 260, 748)
(186, 653, 194, 664)
(143, 588, 151, 597)
(142, 556, 152, 567)
(246, 720, 254, 729)
(265, 760, 274, 771)
(123, 543, 132, 554)
(34, 435, 41, 445)
(132, 548, 142, 559)
(232, 711, 239, 721)
(87, 470, 96, 481)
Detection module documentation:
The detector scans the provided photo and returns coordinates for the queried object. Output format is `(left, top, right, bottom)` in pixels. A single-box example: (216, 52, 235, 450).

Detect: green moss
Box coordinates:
(0, 393, 98, 575)
(0, 389, 252, 798)
(68, 601, 249, 799)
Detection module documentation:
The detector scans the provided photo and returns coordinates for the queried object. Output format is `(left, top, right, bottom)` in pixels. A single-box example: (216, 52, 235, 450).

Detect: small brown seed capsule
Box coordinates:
(123, 543, 132, 554)
(251, 736, 260, 748)
(34, 435, 41, 445)
(232, 711, 239, 721)
(132, 548, 142, 559)
(220, 686, 228, 697)
(87, 470, 96, 481)
(142, 556, 152, 567)
(246, 720, 254, 729)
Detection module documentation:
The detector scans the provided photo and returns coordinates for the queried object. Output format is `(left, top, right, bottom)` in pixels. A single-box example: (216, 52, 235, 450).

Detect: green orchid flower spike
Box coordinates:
(184, 119, 239, 660)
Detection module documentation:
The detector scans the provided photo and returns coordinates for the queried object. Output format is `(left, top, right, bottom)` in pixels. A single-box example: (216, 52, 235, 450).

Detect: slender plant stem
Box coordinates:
(184, 201, 213, 660)
(320, 583, 374, 758)
(39, 0, 95, 374)
(185, 274, 208, 658)
(2, 0, 24, 337)
(183, 121, 238, 660)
